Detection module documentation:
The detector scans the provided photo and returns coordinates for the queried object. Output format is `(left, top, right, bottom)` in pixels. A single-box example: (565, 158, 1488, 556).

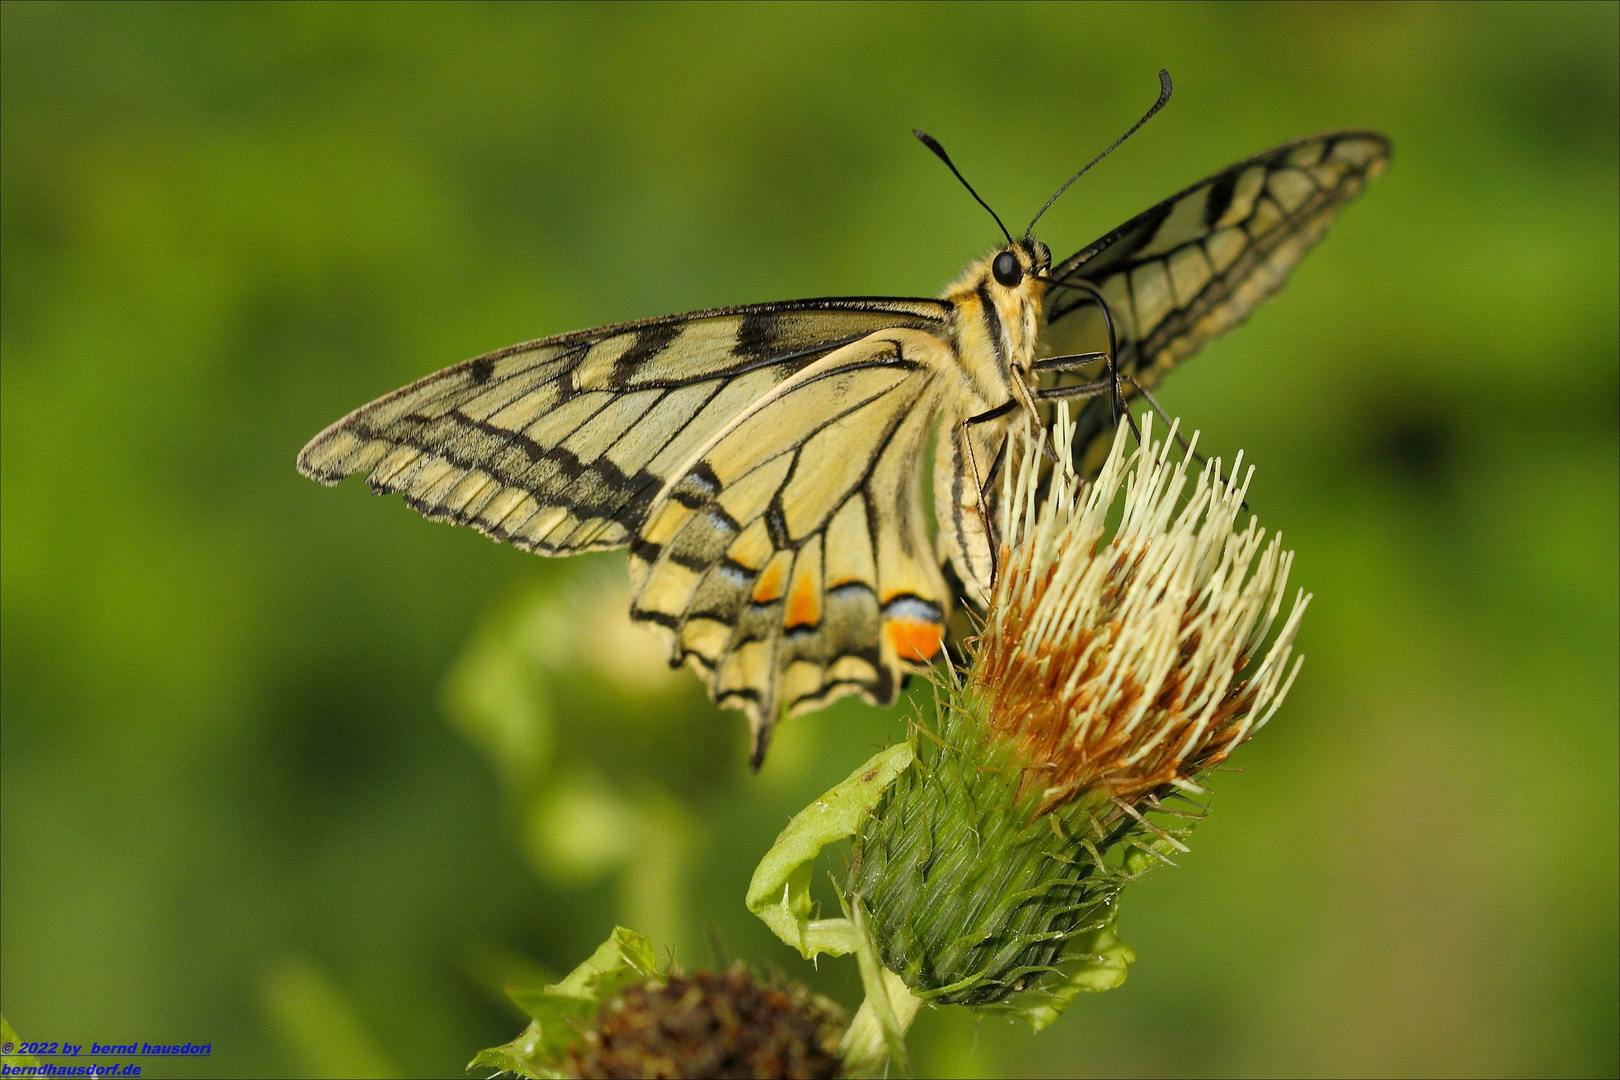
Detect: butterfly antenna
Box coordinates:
(913, 129, 1014, 245)
(1025, 69, 1173, 238)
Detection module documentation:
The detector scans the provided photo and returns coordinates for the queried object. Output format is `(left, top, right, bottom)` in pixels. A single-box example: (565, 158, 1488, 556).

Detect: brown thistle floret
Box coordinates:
(566, 962, 846, 1080)
(976, 410, 1308, 812)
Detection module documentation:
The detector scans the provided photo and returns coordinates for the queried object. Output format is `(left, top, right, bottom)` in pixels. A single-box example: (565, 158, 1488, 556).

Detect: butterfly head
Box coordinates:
(948, 238, 1050, 304)
(942, 239, 1052, 402)
(989, 238, 1052, 289)
(979, 239, 1051, 364)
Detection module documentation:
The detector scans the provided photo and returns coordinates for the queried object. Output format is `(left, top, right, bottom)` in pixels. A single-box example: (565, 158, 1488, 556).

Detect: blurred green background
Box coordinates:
(3, 3, 1616, 1077)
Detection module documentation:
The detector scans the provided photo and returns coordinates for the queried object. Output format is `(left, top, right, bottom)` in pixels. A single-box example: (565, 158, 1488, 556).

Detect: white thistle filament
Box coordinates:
(978, 406, 1309, 806)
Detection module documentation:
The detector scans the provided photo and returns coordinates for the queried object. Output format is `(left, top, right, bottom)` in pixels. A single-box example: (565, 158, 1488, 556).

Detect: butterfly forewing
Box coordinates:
(297, 299, 947, 554)
(1039, 131, 1389, 471)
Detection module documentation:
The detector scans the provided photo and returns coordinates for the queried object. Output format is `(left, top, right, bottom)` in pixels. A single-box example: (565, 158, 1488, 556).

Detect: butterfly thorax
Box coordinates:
(925, 239, 1055, 606)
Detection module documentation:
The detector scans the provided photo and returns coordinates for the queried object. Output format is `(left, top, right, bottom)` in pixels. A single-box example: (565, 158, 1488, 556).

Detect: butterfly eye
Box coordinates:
(992, 251, 1023, 287)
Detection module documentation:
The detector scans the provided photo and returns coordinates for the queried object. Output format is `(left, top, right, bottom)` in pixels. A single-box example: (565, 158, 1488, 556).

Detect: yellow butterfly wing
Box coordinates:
(628, 328, 956, 764)
(1040, 131, 1390, 472)
(297, 299, 947, 553)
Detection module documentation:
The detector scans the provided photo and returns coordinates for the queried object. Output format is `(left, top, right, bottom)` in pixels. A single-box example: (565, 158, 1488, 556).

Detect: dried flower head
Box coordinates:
(566, 963, 847, 1080)
(980, 409, 1308, 811)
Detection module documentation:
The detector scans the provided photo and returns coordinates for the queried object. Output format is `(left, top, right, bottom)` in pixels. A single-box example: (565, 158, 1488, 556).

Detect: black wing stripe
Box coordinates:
(644, 349, 927, 582)
(1203, 169, 1239, 229)
(1047, 131, 1387, 360)
(380, 389, 617, 505)
(609, 323, 684, 385)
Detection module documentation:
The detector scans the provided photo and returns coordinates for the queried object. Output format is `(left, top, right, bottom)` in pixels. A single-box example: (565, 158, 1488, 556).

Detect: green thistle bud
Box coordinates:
(849, 411, 1309, 1014)
(845, 699, 1130, 1009)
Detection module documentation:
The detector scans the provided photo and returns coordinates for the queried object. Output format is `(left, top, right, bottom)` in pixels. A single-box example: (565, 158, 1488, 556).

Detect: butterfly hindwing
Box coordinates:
(628, 328, 955, 762)
(1039, 131, 1389, 470)
(296, 299, 947, 554)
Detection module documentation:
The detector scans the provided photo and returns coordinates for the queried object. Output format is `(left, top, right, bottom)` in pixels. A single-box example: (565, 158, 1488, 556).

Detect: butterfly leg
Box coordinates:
(1041, 358, 1190, 462)
(1116, 374, 1184, 448)
(1110, 362, 1146, 448)
(1035, 377, 1113, 401)
(1033, 374, 1146, 460)
(1111, 371, 1201, 463)
(963, 401, 1016, 501)
(1011, 371, 1063, 464)
(1032, 355, 1241, 499)
(1031, 351, 1111, 373)
(1043, 278, 1144, 446)
(1114, 372, 1241, 501)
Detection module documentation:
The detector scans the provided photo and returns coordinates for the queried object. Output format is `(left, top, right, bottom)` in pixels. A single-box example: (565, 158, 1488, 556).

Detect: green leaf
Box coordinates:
(468, 926, 662, 1077)
(468, 1023, 564, 1080)
(745, 743, 914, 959)
(531, 925, 660, 1007)
(1015, 904, 1136, 1032)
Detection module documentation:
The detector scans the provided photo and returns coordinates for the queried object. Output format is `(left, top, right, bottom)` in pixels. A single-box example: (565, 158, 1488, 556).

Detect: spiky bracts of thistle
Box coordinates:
(847, 411, 1309, 1009)
(566, 963, 847, 1080)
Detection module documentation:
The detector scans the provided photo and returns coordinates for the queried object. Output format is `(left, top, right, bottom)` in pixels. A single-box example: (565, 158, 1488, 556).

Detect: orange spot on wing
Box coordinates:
(885, 617, 943, 664)
(751, 560, 787, 604)
(785, 574, 821, 629)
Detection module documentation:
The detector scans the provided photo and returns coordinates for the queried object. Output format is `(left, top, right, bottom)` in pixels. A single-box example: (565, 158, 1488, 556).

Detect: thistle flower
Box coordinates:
(847, 410, 1309, 1016)
(976, 409, 1307, 810)
(750, 410, 1310, 1067)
